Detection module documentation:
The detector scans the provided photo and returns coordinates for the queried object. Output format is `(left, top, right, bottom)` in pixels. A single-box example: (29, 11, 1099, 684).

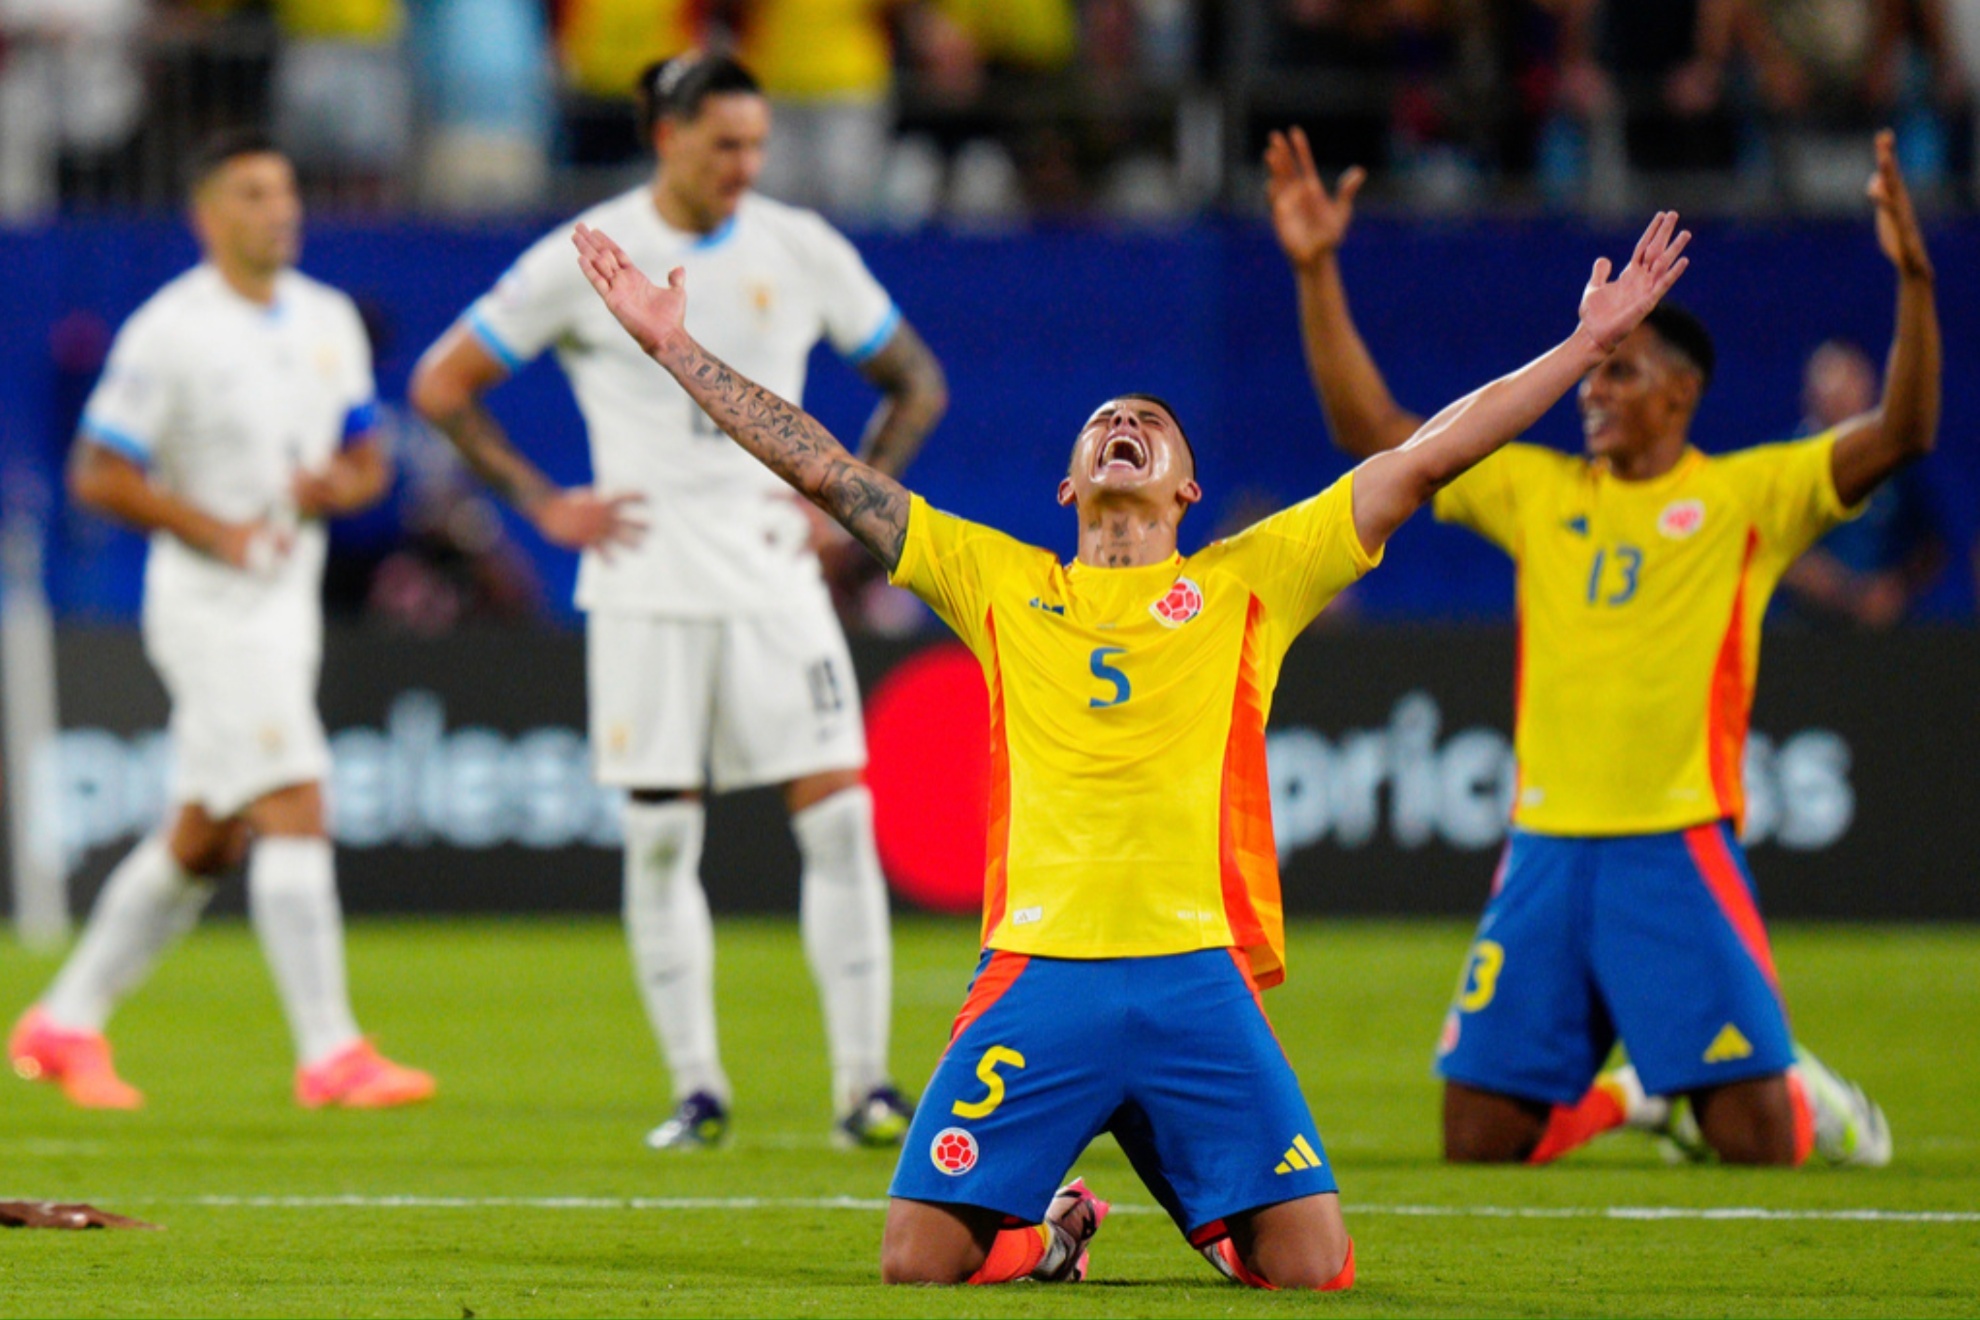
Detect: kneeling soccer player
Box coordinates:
(565, 210, 1690, 1285)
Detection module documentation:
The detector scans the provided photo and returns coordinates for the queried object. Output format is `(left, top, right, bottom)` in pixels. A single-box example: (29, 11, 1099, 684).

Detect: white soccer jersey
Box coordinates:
(79, 264, 379, 649)
(466, 188, 901, 616)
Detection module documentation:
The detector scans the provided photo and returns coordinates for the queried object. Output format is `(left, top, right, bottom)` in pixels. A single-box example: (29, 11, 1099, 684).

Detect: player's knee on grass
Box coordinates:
(1442, 1081, 1550, 1162)
(1228, 1193, 1353, 1290)
(878, 1198, 998, 1285)
(1693, 1075, 1798, 1165)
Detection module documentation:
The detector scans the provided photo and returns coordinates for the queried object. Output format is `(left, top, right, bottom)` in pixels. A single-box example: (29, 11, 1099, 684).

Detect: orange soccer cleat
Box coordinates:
(295, 1039, 436, 1110)
(8, 1008, 145, 1110)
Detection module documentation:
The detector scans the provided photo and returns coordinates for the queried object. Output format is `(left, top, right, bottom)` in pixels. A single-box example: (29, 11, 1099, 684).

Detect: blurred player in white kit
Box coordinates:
(411, 54, 948, 1149)
(9, 131, 434, 1111)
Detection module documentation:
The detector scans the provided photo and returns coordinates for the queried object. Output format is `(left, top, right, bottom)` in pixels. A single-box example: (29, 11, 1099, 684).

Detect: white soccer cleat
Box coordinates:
(1794, 1046, 1893, 1168)
(1605, 1064, 1673, 1133)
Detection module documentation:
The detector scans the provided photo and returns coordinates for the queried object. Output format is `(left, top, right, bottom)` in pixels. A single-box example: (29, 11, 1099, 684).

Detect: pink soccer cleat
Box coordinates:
(295, 1039, 436, 1109)
(8, 1008, 144, 1110)
(1033, 1177, 1111, 1282)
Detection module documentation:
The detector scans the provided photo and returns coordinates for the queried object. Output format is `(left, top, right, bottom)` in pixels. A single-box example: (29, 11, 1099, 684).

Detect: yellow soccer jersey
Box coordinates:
(1433, 434, 1856, 836)
(890, 476, 1380, 988)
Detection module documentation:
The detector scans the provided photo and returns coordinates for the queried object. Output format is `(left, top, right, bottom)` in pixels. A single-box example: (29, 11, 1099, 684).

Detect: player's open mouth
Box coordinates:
(1582, 410, 1614, 441)
(1096, 433, 1149, 475)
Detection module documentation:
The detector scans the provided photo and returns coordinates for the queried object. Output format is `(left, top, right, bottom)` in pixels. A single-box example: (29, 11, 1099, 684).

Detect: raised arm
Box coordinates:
(1265, 127, 1422, 458)
(1829, 129, 1941, 509)
(571, 223, 912, 570)
(408, 327, 648, 558)
(1349, 212, 1691, 554)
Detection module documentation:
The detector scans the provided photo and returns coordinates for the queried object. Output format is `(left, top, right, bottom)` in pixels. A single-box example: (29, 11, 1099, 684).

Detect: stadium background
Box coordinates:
(1, 0, 1976, 933)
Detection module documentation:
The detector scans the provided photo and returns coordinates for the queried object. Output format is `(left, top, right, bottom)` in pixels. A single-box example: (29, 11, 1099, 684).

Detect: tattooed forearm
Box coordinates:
(428, 401, 557, 511)
(854, 321, 948, 480)
(670, 338, 911, 569)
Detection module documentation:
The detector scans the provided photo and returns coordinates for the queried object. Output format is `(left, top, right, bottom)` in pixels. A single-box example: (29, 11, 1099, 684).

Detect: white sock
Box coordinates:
(623, 798, 729, 1105)
(41, 836, 213, 1033)
(248, 835, 361, 1068)
(794, 786, 893, 1113)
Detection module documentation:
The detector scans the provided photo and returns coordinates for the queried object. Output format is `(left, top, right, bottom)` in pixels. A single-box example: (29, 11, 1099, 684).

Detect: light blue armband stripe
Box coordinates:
(80, 417, 152, 466)
(467, 308, 526, 373)
(846, 304, 902, 365)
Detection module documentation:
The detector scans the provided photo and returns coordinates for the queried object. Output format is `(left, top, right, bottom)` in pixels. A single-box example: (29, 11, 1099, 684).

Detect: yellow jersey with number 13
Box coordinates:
(1433, 434, 1856, 836)
(889, 475, 1380, 988)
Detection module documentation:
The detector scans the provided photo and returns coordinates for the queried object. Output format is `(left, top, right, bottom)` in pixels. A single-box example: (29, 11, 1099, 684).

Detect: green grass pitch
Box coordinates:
(2, 914, 1975, 1317)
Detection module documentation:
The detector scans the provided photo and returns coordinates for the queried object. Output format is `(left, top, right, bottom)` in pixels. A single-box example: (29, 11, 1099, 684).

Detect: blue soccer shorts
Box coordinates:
(1434, 820, 1795, 1105)
(889, 947, 1338, 1243)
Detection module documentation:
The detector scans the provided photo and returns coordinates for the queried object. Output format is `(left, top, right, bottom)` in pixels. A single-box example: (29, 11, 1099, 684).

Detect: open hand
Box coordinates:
(1265, 127, 1364, 270)
(573, 224, 686, 359)
(1578, 211, 1691, 355)
(1868, 129, 1933, 281)
(530, 487, 648, 559)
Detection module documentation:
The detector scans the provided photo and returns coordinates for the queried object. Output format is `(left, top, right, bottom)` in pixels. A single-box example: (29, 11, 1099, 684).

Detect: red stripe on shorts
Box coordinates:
(1683, 822, 1781, 995)
(941, 951, 1030, 1060)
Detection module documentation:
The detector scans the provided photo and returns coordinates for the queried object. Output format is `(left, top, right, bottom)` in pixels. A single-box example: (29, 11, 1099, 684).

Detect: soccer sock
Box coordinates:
(965, 1225, 1049, 1284)
(41, 836, 213, 1033)
(1208, 1236, 1356, 1291)
(1784, 1068, 1817, 1167)
(1528, 1073, 1632, 1165)
(793, 786, 892, 1112)
(622, 798, 730, 1105)
(247, 835, 362, 1068)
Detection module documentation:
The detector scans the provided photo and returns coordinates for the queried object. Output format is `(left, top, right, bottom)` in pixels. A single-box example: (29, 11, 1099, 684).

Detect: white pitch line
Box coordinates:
(127, 1195, 1980, 1224)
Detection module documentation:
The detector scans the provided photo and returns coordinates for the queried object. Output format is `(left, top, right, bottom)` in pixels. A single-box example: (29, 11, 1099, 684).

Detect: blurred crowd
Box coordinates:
(2, 0, 1977, 223)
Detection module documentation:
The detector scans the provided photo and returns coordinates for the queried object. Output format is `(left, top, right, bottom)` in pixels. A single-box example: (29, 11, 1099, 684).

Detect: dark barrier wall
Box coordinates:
(19, 625, 1977, 922)
(5, 216, 1977, 624)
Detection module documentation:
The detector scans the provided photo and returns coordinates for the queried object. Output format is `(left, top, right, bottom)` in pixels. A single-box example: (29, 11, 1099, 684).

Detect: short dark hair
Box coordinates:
(1114, 392, 1196, 473)
(1643, 303, 1715, 391)
(187, 127, 283, 194)
(636, 53, 763, 141)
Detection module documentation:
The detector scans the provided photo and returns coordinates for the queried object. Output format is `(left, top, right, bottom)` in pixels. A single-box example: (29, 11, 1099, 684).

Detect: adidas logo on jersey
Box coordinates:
(1274, 1134, 1323, 1174)
(1703, 1023, 1754, 1063)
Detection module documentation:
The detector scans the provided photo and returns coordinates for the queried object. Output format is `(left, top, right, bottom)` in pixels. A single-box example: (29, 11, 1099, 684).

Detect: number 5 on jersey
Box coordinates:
(1089, 647, 1130, 708)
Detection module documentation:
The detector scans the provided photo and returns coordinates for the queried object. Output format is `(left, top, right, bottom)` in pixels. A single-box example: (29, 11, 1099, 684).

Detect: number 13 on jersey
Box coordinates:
(1586, 545, 1643, 606)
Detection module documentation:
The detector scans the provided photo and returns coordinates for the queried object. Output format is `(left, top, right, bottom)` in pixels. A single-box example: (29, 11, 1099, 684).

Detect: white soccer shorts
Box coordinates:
(586, 591, 867, 793)
(146, 629, 332, 820)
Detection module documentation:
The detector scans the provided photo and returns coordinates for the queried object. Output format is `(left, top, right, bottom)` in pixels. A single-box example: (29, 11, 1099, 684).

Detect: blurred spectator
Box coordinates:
(730, 0, 906, 220)
(272, 0, 413, 205)
(1778, 339, 1948, 627)
(410, 0, 555, 213)
(1558, 0, 1746, 181)
(554, 0, 697, 169)
(922, 0, 1078, 220)
(1744, 0, 1970, 204)
(0, 0, 146, 219)
(1268, 0, 1405, 179)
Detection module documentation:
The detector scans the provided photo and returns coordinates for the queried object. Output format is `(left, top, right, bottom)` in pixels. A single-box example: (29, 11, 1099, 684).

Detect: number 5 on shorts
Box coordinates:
(951, 1046, 1026, 1119)
(1457, 939, 1505, 1012)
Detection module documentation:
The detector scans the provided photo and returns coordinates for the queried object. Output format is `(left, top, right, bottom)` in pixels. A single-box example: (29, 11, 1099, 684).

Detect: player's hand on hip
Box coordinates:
(1868, 129, 1933, 281)
(207, 518, 292, 574)
(291, 465, 347, 518)
(531, 487, 649, 559)
(1265, 126, 1364, 270)
(1578, 211, 1691, 355)
(572, 224, 686, 359)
